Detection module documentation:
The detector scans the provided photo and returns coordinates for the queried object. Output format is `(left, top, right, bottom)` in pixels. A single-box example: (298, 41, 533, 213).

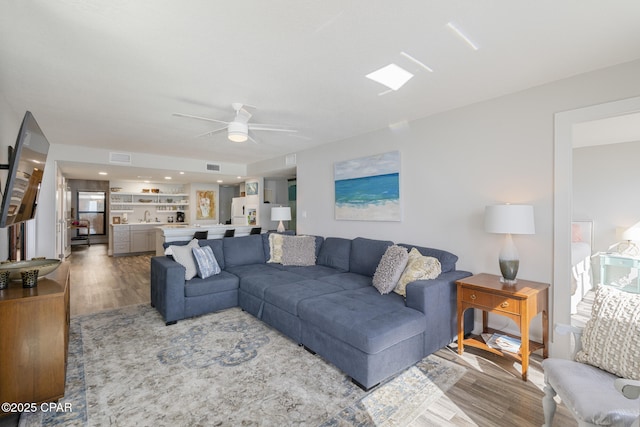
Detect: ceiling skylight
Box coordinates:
(366, 64, 414, 91)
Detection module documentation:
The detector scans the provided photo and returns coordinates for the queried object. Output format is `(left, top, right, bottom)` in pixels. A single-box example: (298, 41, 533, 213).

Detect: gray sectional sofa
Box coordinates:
(150, 233, 473, 390)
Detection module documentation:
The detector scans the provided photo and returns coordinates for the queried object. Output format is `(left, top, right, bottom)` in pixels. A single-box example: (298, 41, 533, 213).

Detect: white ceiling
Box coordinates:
(1, 1, 640, 183)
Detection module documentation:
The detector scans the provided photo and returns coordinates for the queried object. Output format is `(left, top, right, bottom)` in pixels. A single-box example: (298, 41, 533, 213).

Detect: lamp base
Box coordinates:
(277, 221, 285, 233)
(499, 259, 519, 285)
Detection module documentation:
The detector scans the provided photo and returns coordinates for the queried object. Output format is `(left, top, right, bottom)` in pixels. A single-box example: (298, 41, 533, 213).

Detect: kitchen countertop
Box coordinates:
(111, 222, 189, 227)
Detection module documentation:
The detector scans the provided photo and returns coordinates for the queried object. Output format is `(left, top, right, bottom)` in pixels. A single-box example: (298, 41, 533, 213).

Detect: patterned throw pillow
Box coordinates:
(372, 245, 409, 295)
(169, 239, 200, 280)
(268, 233, 285, 264)
(281, 235, 316, 266)
(575, 286, 640, 380)
(192, 245, 221, 279)
(394, 247, 442, 297)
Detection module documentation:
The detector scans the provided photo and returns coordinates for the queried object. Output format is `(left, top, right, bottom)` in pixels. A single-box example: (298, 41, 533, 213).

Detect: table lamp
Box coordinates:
(271, 206, 291, 233)
(485, 204, 535, 284)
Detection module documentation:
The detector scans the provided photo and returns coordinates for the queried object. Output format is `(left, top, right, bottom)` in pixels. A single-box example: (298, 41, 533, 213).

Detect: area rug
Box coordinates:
(19, 304, 465, 426)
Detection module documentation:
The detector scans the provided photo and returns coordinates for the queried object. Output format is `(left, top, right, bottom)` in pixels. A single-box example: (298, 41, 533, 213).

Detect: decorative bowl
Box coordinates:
(138, 199, 153, 203)
(142, 189, 150, 193)
(0, 258, 62, 281)
(151, 188, 160, 193)
(110, 187, 122, 192)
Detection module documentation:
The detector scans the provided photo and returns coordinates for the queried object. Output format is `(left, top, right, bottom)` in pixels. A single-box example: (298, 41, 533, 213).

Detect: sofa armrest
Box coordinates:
(405, 270, 473, 354)
(150, 256, 187, 324)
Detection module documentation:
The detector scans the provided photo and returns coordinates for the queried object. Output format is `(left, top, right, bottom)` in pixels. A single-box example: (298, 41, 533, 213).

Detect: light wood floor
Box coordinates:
(67, 244, 577, 426)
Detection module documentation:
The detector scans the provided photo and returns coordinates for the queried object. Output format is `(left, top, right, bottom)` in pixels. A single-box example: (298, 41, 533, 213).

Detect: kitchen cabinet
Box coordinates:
(130, 225, 156, 253)
(112, 225, 130, 255)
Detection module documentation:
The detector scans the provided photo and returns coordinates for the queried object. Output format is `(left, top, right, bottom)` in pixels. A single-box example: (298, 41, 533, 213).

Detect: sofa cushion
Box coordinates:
(192, 245, 221, 278)
(372, 245, 409, 294)
(282, 235, 317, 266)
(349, 237, 394, 277)
(394, 247, 442, 297)
(223, 234, 266, 267)
(240, 270, 307, 299)
(198, 239, 225, 270)
(298, 287, 426, 354)
(168, 238, 200, 280)
(264, 279, 344, 315)
(398, 243, 458, 273)
(575, 286, 640, 380)
(318, 272, 373, 290)
(273, 264, 344, 280)
(317, 237, 351, 272)
(184, 271, 239, 298)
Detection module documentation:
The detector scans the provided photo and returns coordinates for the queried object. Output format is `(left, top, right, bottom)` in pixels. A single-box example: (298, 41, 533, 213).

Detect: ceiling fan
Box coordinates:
(173, 103, 297, 143)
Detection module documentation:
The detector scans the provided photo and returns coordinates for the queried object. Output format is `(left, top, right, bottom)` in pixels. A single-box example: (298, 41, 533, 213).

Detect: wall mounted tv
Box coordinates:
(0, 111, 50, 228)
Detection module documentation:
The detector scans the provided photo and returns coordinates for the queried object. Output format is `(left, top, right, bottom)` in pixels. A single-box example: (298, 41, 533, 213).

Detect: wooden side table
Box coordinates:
(456, 273, 549, 381)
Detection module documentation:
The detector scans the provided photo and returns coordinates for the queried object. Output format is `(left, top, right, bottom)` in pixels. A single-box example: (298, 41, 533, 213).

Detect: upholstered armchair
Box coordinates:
(542, 287, 640, 427)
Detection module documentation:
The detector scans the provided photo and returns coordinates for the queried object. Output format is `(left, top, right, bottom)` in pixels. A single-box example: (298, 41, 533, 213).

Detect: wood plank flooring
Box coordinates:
(67, 244, 578, 426)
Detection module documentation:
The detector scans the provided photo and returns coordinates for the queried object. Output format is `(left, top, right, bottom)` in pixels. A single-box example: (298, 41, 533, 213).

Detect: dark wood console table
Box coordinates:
(0, 262, 70, 414)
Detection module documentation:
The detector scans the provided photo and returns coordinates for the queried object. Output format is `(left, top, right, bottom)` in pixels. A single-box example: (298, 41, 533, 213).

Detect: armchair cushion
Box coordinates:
(542, 358, 640, 426)
(575, 286, 640, 380)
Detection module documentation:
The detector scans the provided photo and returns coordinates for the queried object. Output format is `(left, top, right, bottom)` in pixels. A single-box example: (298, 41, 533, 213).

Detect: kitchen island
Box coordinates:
(155, 224, 255, 255)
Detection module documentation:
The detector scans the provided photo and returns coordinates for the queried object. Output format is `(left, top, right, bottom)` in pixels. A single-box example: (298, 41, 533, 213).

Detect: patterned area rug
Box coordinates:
(20, 305, 465, 426)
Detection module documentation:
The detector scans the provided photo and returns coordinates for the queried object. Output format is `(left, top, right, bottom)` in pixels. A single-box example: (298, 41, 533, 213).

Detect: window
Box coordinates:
(77, 191, 106, 235)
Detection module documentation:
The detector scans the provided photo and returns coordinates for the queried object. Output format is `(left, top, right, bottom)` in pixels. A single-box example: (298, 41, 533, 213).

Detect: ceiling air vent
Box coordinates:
(285, 154, 296, 166)
(109, 152, 132, 164)
(206, 163, 221, 172)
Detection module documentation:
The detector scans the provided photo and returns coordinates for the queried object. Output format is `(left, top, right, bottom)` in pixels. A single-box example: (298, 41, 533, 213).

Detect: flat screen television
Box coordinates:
(0, 111, 50, 228)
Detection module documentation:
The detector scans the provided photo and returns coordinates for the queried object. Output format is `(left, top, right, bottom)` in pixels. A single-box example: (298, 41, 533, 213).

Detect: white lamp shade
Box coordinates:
(271, 207, 291, 221)
(485, 204, 535, 235)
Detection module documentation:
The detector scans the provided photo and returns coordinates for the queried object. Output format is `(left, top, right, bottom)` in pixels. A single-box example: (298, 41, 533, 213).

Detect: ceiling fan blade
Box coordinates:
(195, 126, 228, 138)
(247, 132, 260, 144)
(249, 125, 298, 133)
(172, 112, 229, 125)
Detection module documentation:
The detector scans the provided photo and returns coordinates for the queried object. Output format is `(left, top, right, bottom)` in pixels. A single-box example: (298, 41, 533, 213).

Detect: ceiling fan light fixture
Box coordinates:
(228, 121, 248, 142)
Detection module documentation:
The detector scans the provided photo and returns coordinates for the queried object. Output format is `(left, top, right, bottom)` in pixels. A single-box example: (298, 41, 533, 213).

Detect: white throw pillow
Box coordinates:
(575, 286, 640, 380)
(168, 239, 200, 280)
(372, 245, 409, 295)
(394, 247, 442, 297)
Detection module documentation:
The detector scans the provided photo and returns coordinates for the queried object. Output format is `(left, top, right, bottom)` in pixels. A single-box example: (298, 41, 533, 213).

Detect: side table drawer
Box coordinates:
(461, 288, 520, 315)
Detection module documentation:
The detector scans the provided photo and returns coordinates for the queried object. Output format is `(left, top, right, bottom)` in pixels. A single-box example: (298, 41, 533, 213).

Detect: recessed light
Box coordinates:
(144, 180, 150, 183)
(217, 180, 223, 183)
(366, 63, 414, 91)
(446, 22, 479, 51)
(179, 171, 185, 175)
(98, 171, 108, 175)
(164, 176, 172, 180)
(237, 176, 242, 179)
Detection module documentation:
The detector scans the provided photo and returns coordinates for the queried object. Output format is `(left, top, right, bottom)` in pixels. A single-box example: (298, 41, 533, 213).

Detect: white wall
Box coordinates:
(296, 59, 640, 347)
(573, 140, 640, 253)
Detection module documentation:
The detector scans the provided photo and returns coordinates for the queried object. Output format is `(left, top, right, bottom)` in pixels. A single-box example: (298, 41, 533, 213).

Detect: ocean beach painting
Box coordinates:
(334, 151, 401, 221)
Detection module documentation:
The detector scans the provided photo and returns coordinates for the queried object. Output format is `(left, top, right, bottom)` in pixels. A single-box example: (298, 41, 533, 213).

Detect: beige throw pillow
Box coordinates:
(394, 247, 442, 297)
(575, 286, 640, 380)
(268, 233, 285, 263)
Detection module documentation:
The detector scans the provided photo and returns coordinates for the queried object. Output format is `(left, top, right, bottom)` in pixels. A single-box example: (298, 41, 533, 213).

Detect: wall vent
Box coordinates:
(109, 152, 132, 164)
(285, 153, 297, 166)
(206, 163, 221, 172)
